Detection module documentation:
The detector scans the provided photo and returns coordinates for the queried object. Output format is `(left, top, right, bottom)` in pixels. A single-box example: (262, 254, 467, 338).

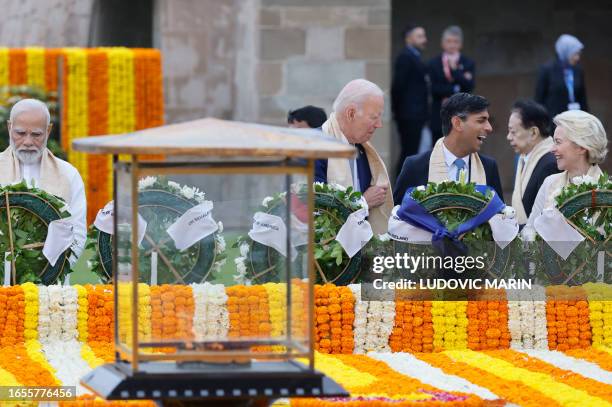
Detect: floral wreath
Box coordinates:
(233, 182, 367, 286)
(396, 180, 517, 279)
(0, 181, 73, 284)
(529, 172, 611, 285)
(86, 177, 227, 284)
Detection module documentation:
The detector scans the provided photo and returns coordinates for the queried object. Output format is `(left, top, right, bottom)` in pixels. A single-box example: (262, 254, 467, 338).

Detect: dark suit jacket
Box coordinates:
(535, 59, 588, 118)
(393, 150, 504, 204)
(428, 54, 475, 134)
(391, 47, 428, 121)
(520, 152, 560, 219)
(314, 144, 372, 194)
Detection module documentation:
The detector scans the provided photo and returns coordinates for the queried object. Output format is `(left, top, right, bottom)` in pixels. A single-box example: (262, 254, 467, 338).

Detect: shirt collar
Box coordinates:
(442, 141, 469, 168)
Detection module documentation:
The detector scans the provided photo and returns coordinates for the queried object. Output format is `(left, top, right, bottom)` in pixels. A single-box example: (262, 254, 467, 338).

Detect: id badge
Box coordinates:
(567, 102, 581, 110)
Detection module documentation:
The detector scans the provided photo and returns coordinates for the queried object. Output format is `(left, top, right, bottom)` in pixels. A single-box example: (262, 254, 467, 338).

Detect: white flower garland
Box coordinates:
(42, 340, 91, 395)
(522, 349, 612, 384)
(191, 283, 229, 340)
(37, 285, 50, 341)
(349, 284, 367, 353)
(508, 286, 548, 350)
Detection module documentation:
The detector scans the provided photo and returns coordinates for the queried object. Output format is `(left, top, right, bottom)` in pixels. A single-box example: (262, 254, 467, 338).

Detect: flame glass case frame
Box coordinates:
(113, 155, 316, 372)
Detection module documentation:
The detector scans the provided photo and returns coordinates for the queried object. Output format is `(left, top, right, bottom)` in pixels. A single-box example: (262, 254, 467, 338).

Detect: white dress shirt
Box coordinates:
(442, 142, 470, 181)
(20, 160, 87, 266)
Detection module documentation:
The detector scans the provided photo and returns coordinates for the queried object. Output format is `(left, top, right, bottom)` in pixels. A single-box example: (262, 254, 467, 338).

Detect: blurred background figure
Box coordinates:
(507, 99, 560, 226)
(391, 23, 428, 178)
(287, 105, 327, 128)
(428, 25, 475, 143)
(535, 34, 588, 118)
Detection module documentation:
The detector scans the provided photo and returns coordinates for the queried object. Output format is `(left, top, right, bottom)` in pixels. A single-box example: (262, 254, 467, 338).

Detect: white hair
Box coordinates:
(332, 79, 384, 114)
(9, 98, 51, 128)
(442, 25, 463, 42)
(554, 110, 608, 164)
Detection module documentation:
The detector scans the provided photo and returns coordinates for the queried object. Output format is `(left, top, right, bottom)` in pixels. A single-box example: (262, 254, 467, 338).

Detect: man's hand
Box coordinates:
(363, 185, 388, 208)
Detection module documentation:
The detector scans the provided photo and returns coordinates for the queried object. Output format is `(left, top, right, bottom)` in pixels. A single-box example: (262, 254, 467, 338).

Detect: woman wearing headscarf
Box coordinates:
(507, 99, 560, 226)
(523, 110, 607, 233)
(535, 34, 588, 117)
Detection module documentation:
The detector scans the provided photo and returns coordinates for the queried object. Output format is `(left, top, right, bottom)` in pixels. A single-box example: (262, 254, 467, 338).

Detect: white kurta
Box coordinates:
(20, 159, 87, 266)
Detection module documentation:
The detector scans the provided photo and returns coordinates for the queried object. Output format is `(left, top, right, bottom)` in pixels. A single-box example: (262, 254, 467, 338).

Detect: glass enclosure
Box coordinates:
(114, 157, 314, 370)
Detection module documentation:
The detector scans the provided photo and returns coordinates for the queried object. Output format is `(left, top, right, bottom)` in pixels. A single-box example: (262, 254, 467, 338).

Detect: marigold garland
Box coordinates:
(564, 347, 612, 371)
(415, 352, 558, 407)
(0, 286, 25, 346)
(0, 47, 9, 87)
(2, 47, 164, 223)
(314, 284, 354, 354)
(467, 291, 510, 351)
(75, 284, 89, 342)
(584, 282, 612, 348)
(226, 285, 271, 341)
(25, 47, 45, 89)
(390, 291, 434, 353)
(432, 301, 468, 351)
(487, 349, 612, 401)
(546, 285, 592, 351)
(22, 282, 38, 341)
(444, 349, 610, 406)
(0, 344, 59, 386)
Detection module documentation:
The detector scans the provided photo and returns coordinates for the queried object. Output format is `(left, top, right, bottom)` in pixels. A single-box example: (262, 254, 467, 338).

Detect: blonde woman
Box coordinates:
(524, 110, 608, 231)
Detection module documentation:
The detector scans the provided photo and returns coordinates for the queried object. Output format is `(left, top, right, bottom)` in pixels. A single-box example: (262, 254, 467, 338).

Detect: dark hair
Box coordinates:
(511, 99, 551, 138)
(402, 23, 421, 39)
(287, 105, 327, 128)
(440, 93, 490, 136)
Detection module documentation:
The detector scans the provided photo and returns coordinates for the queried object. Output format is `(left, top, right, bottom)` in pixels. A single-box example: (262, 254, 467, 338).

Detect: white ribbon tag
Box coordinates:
(488, 214, 519, 250)
(43, 219, 75, 266)
(93, 201, 148, 245)
(166, 201, 218, 251)
(335, 207, 373, 258)
(534, 207, 585, 260)
(387, 205, 433, 244)
(249, 212, 291, 258)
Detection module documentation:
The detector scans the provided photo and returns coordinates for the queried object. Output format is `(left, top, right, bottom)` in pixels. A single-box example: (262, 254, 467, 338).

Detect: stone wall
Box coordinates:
(253, 0, 392, 163)
(0, 0, 92, 47)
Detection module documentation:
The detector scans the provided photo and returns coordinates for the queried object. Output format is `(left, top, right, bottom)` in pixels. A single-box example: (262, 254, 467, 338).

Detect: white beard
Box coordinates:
(10, 138, 45, 164)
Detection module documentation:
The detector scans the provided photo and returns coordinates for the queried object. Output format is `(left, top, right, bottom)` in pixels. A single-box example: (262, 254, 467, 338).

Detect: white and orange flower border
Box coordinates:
(0, 282, 610, 406)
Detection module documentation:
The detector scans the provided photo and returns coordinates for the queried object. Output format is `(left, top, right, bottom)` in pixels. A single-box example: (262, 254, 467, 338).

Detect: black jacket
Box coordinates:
(393, 150, 504, 204)
(535, 59, 588, 118)
(519, 152, 560, 219)
(428, 54, 475, 134)
(391, 47, 428, 121)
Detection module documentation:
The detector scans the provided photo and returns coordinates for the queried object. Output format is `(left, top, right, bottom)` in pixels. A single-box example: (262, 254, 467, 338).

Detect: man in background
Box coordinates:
(428, 25, 475, 143)
(287, 105, 327, 129)
(391, 23, 428, 178)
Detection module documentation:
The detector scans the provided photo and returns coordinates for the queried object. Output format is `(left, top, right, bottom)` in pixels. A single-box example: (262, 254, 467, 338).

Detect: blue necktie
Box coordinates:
(454, 158, 466, 181)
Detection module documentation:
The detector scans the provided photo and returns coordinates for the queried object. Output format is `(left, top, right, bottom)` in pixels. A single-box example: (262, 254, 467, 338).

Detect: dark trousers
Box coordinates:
(395, 119, 425, 178)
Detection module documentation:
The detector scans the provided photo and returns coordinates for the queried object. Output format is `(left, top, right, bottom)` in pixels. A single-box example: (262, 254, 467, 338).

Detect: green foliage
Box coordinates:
(555, 172, 611, 241)
(411, 181, 494, 241)
(0, 181, 72, 284)
(0, 86, 66, 160)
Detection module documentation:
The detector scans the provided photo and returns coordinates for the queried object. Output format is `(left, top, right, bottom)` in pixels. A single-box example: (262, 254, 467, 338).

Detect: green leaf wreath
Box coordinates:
(526, 172, 612, 285)
(0, 181, 73, 284)
(386, 180, 520, 281)
(86, 177, 227, 284)
(233, 182, 366, 285)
